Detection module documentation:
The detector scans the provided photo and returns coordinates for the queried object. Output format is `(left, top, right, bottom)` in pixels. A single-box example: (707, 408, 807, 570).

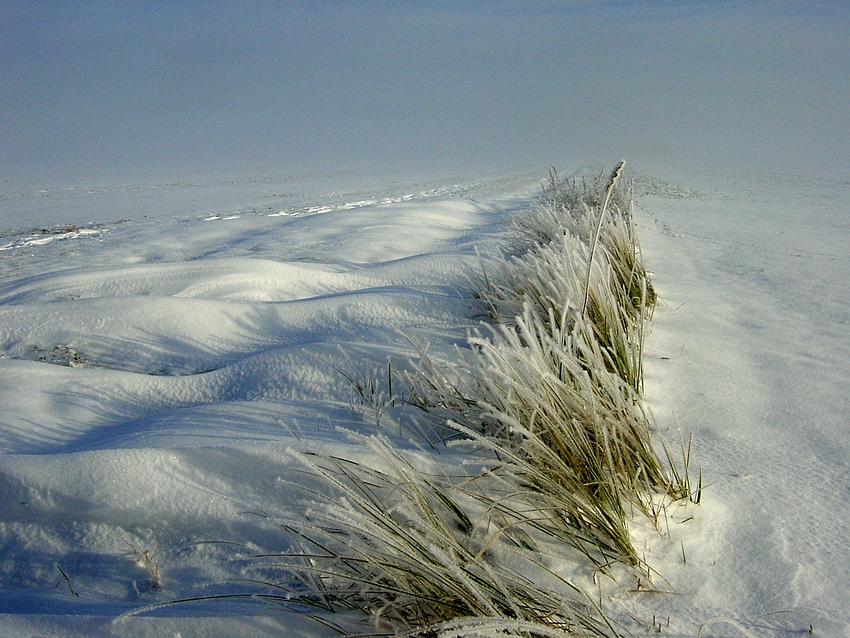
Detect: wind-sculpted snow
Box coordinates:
(0, 184, 524, 458)
(1, 168, 849, 636)
(0, 175, 545, 635)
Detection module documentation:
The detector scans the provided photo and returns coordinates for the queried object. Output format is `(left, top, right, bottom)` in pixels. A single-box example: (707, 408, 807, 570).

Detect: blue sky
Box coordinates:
(2, 1, 848, 181)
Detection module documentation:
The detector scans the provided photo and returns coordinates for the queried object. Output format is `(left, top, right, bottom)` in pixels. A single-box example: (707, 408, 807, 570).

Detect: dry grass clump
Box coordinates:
(267, 435, 621, 636)
(406, 306, 674, 569)
(221, 163, 693, 637)
(477, 162, 654, 391)
(408, 163, 687, 552)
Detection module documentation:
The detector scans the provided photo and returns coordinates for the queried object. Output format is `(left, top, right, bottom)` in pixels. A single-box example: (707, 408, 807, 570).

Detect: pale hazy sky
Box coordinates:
(2, 1, 848, 181)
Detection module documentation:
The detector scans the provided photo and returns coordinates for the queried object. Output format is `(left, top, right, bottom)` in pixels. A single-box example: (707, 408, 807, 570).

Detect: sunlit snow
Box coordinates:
(2, 2, 850, 636)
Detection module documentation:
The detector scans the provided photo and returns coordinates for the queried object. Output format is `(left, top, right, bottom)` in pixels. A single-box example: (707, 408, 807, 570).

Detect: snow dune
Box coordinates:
(0, 175, 539, 636)
(0, 183, 523, 454)
(1, 167, 849, 636)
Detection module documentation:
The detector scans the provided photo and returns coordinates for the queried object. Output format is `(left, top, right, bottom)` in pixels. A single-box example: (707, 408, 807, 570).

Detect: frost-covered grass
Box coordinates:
(275, 436, 620, 636)
(255, 166, 693, 636)
(476, 164, 654, 390)
(410, 164, 689, 552)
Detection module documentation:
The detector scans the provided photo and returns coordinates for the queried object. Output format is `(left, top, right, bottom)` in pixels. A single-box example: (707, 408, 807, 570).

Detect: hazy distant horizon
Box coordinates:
(3, 1, 849, 184)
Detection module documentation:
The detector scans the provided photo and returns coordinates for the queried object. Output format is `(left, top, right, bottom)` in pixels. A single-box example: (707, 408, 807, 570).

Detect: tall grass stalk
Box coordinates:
(582, 161, 625, 317)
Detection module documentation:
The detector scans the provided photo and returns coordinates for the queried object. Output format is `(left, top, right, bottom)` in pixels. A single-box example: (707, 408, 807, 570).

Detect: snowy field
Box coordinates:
(0, 164, 848, 637)
(4, 1, 850, 636)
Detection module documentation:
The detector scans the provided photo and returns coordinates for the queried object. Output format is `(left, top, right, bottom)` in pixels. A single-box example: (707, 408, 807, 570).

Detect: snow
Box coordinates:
(0, 172, 538, 636)
(3, 0, 850, 632)
(1, 164, 849, 637)
(634, 169, 850, 636)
